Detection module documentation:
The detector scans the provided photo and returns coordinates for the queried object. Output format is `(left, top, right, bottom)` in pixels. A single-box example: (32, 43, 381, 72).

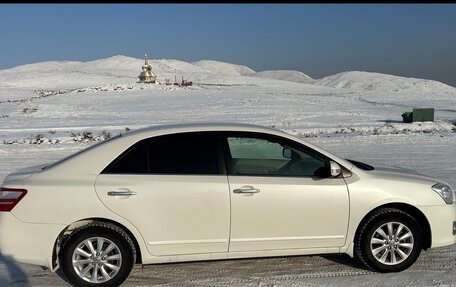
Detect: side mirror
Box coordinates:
(282, 147, 292, 159)
(330, 161, 342, 177)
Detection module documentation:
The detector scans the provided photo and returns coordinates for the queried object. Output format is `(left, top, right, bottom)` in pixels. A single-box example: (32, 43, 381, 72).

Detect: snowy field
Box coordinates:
(0, 55, 455, 286)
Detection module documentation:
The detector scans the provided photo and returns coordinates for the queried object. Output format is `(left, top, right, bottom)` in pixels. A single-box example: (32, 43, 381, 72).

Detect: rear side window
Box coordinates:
(103, 141, 148, 174)
(148, 134, 220, 174)
(102, 132, 222, 175)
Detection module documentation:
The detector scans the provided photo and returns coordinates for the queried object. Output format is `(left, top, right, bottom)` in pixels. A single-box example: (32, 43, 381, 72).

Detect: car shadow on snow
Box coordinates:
(376, 119, 404, 124)
(0, 254, 372, 286)
(0, 253, 30, 286)
(123, 254, 371, 285)
(321, 254, 368, 270)
(54, 268, 72, 286)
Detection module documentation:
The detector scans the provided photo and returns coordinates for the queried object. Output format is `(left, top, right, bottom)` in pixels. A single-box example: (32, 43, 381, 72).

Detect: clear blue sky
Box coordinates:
(1, 4, 455, 86)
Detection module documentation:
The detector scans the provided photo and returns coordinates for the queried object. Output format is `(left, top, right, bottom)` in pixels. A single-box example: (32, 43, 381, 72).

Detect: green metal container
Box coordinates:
(413, 108, 434, 122)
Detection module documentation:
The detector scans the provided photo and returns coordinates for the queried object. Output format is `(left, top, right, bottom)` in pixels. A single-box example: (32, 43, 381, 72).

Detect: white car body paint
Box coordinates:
(0, 123, 455, 270)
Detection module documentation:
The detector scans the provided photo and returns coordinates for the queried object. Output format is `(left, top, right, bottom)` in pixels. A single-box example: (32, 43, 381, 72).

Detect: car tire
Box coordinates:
(60, 222, 136, 287)
(355, 207, 422, 272)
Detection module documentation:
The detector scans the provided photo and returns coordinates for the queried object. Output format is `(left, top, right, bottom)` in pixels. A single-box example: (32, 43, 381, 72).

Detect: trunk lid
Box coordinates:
(1, 163, 49, 185)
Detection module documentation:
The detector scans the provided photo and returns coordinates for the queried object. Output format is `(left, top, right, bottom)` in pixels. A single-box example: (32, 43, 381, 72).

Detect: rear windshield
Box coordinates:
(42, 134, 122, 170)
(346, 159, 375, 171)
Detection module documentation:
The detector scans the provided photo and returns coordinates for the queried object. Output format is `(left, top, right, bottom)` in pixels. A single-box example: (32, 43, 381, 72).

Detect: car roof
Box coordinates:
(41, 122, 356, 175)
(123, 122, 284, 138)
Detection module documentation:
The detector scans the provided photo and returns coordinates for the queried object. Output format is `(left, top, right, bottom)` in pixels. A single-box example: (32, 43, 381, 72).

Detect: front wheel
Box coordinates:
(60, 222, 136, 287)
(355, 208, 423, 272)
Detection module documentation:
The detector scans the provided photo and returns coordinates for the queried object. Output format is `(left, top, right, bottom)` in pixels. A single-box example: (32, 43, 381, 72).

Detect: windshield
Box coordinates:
(42, 133, 123, 170)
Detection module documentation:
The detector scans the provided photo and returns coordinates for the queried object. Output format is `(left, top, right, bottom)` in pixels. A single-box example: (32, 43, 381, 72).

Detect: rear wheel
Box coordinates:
(61, 222, 136, 287)
(355, 208, 422, 272)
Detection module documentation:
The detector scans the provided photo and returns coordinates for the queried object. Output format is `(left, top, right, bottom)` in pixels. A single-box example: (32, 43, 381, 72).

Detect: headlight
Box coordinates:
(432, 183, 454, 204)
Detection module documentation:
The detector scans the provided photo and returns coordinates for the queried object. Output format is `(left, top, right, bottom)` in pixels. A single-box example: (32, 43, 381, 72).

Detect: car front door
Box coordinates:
(95, 132, 230, 256)
(223, 132, 349, 252)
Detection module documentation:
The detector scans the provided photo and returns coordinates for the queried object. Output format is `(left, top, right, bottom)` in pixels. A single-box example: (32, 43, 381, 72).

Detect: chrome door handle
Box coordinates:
(233, 188, 260, 194)
(107, 191, 137, 196)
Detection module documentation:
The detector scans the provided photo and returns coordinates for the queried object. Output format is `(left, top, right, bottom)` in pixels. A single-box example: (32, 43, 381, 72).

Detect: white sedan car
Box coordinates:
(1, 123, 455, 287)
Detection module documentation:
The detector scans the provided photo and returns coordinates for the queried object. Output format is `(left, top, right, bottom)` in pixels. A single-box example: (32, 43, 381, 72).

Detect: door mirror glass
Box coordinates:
(282, 147, 292, 159)
(330, 161, 342, 177)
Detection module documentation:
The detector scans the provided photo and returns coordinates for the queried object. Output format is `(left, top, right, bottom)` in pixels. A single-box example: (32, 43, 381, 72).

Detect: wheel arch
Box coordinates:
(353, 203, 432, 251)
(52, 217, 143, 270)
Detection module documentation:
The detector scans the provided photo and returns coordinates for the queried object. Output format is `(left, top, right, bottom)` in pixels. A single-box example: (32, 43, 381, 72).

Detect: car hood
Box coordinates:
(374, 165, 423, 175)
(368, 164, 449, 186)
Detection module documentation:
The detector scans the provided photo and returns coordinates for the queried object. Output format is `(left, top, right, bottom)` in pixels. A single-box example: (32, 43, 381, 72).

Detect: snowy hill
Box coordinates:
(0, 55, 212, 89)
(79, 55, 141, 71)
(1, 56, 454, 96)
(251, 70, 314, 84)
(316, 71, 455, 93)
(191, 60, 255, 76)
(0, 55, 139, 89)
(4, 60, 81, 73)
(0, 56, 311, 89)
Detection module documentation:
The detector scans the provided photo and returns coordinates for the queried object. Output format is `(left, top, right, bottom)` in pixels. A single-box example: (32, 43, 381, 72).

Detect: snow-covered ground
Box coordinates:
(0, 55, 455, 286)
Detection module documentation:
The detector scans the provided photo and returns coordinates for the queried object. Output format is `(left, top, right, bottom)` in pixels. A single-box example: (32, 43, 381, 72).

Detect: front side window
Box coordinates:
(103, 132, 222, 175)
(226, 135, 328, 177)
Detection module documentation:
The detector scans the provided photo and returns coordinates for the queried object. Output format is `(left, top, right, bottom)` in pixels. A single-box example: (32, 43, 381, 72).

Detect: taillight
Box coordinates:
(0, 187, 27, 212)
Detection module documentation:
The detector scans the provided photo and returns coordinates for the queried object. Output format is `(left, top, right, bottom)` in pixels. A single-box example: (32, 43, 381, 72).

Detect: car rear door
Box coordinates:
(95, 132, 230, 256)
(222, 132, 350, 252)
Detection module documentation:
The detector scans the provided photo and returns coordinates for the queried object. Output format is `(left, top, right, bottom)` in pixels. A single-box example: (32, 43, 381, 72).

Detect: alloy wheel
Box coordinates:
(71, 237, 122, 283)
(370, 222, 414, 265)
